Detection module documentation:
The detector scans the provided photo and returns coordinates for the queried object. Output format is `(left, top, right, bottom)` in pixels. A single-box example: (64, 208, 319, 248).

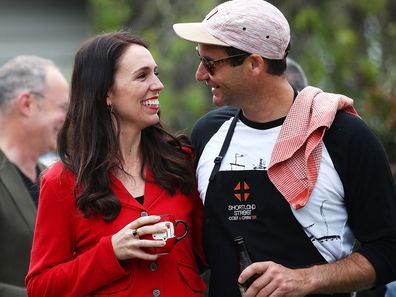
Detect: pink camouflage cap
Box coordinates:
(173, 0, 290, 60)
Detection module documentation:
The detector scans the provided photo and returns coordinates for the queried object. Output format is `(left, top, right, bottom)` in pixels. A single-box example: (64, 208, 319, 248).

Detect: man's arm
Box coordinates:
(239, 252, 375, 297)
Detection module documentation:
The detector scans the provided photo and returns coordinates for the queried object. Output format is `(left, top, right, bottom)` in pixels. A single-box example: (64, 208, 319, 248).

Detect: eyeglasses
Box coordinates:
(196, 47, 249, 75)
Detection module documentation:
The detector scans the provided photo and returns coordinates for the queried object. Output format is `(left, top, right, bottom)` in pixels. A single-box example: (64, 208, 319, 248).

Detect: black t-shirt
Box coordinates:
(135, 195, 144, 205)
(16, 165, 40, 207)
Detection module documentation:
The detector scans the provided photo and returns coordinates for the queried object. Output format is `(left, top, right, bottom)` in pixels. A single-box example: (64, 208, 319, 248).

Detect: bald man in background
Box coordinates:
(0, 55, 69, 297)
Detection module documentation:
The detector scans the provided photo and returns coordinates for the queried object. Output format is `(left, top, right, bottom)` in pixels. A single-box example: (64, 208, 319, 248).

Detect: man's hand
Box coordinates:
(239, 261, 310, 297)
(238, 253, 376, 297)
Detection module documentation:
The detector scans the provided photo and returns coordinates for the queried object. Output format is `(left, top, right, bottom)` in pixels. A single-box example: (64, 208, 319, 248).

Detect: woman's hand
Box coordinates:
(111, 215, 167, 261)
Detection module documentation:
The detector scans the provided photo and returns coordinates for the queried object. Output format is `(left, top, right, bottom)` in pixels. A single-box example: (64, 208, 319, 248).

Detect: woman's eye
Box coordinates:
(154, 70, 160, 77)
(137, 73, 147, 80)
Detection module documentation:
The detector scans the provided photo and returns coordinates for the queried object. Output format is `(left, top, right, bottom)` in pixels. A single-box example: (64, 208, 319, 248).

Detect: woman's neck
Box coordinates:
(115, 130, 146, 197)
(119, 126, 141, 163)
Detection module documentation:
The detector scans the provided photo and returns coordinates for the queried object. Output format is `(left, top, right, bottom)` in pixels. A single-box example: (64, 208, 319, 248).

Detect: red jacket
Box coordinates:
(26, 162, 206, 296)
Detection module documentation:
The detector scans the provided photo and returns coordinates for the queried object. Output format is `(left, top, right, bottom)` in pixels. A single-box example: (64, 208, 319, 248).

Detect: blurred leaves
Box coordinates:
(88, 0, 130, 31)
(88, 0, 396, 162)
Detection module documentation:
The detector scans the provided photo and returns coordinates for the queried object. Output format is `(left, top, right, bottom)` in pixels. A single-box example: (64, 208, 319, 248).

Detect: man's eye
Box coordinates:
(154, 70, 160, 77)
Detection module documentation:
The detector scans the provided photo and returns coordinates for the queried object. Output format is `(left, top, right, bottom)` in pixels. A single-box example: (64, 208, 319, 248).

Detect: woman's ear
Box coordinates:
(106, 91, 112, 106)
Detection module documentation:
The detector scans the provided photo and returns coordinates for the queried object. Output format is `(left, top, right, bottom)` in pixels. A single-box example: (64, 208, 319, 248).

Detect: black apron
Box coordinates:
(203, 111, 350, 297)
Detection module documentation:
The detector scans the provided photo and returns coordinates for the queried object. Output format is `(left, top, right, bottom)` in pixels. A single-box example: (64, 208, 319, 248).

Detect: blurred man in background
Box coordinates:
(0, 55, 69, 296)
(284, 57, 308, 92)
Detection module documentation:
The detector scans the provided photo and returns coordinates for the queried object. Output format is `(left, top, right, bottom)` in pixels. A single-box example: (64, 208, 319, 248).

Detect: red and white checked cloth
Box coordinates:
(267, 86, 360, 209)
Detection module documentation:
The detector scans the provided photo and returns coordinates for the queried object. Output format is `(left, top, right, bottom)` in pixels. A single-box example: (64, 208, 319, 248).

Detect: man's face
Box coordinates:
(195, 44, 247, 107)
(34, 67, 69, 153)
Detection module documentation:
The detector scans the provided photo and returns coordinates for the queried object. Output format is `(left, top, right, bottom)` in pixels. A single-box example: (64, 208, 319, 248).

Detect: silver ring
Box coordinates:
(131, 228, 139, 237)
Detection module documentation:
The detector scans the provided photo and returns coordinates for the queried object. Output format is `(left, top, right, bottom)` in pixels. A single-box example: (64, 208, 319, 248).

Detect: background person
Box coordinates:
(0, 55, 69, 297)
(26, 31, 206, 297)
(173, 0, 396, 296)
(385, 282, 396, 297)
(284, 57, 308, 92)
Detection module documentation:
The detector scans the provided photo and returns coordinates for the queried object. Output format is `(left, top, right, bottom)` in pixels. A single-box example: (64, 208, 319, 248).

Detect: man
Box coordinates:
(0, 55, 69, 296)
(285, 58, 308, 92)
(198, 56, 310, 297)
(173, 1, 396, 296)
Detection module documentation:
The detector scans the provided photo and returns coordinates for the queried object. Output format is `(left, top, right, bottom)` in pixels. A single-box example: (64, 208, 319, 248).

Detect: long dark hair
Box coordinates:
(58, 31, 194, 222)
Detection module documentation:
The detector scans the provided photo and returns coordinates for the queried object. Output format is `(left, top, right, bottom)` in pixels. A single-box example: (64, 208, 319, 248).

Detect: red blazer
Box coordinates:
(26, 162, 206, 297)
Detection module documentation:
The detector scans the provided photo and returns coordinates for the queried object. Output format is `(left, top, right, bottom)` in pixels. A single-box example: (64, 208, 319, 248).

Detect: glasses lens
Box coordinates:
(200, 57, 214, 75)
(196, 48, 248, 76)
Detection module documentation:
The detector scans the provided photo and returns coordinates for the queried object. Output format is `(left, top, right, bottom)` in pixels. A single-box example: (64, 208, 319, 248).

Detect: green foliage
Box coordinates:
(278, 0, 396, 160)
(88, 0, 131, 31)
(88, 0, 396, 166)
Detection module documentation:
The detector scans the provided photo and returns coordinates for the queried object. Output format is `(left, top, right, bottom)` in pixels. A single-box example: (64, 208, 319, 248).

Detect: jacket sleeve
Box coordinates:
(183, 145, 208, 271)
(190, 188, 208, 270)
(25, 168, 128, 297)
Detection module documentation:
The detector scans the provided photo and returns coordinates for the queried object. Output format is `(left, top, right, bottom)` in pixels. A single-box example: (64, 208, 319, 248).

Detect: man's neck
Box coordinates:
(0, 137, 40, 182)
(241, 80, 295, 123)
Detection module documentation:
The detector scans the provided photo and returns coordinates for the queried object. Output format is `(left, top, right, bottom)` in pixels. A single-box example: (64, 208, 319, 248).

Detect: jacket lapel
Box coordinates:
(110, 167, 166, 211)
(143, 167, 166, 209)
(0, 150, 37, 232)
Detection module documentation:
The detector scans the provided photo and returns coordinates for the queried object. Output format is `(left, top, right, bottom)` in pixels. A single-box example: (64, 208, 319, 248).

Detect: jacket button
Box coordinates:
(149, 262, 158, 271)
(140, 211, 148, 217)
(152, 289, 160, 296)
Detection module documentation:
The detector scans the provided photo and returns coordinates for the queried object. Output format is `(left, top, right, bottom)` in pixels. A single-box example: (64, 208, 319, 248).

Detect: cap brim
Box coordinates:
(173, 23, 229, 46)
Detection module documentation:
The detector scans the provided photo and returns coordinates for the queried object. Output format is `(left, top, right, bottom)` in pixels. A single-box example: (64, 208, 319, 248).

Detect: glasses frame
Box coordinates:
(196, 47, 249, 75)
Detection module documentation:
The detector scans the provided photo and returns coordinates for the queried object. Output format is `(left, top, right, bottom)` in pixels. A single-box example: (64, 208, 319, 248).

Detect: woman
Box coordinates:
(25, 32, 206, 296)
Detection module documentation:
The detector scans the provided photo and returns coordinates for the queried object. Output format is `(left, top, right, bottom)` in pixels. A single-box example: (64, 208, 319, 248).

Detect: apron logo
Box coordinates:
(234, 181, 250, 202)
(228, 181, 257, 221)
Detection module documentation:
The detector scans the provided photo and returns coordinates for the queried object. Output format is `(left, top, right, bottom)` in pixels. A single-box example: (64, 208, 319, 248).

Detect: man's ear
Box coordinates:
(248, 54, 267, 76)
(17, 91, 35, 116)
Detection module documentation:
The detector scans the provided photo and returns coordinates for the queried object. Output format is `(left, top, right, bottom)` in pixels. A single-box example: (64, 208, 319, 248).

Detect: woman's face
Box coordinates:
(107, 44, 164, 131)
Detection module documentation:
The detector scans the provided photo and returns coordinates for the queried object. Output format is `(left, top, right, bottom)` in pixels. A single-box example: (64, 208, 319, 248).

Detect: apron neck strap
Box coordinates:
(209, 109, 241, 181)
